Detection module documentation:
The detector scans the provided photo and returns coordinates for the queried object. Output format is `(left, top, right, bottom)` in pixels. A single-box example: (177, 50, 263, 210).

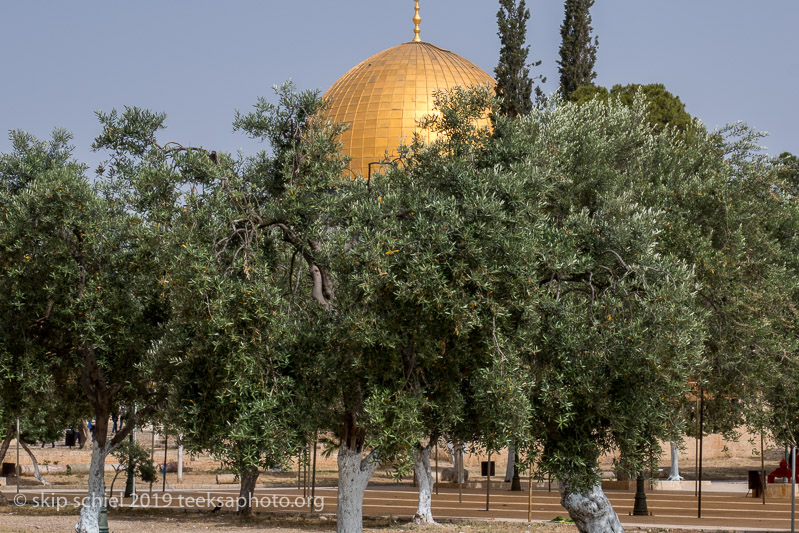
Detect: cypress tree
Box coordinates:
(495, 0, 543, 117)
(557, 0, 598, 100)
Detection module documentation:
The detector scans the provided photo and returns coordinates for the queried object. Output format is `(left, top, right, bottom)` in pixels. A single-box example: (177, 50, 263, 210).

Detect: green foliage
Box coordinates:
(775, 151, 799, 196)
(3, 71, 796, 526)
(494, 0, 543, 117)
(0, 128, 167, 450)
(571, 83, 693, 135)
(498, 97, 708, 484)
(0, 129, 79, 197)
(558, 0, 598, 99)
(90, 89, 316, 479)
(112, 439, 157, 484)
(756, 151, 799, 446)
(233, 82, 348, 197)
(0, 132, 87, 441)
(333, 85, 541, 460)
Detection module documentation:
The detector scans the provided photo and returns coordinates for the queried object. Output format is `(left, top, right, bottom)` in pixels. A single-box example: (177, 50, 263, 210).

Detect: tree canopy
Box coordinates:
(558, 0, 598, 99)
(495, 0, 544, 116)
(2, 79, 798, 533)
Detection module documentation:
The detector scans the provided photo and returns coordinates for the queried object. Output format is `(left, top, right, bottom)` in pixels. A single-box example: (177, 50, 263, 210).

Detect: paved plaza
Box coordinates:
(7, 482, 796, 532)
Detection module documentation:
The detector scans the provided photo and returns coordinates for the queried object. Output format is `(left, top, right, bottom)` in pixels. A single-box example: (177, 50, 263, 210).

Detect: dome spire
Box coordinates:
(412, 1, 422, 42)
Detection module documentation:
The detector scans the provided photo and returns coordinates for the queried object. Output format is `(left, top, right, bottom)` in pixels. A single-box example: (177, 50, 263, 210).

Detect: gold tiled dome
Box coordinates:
(323, 41, 496, 178)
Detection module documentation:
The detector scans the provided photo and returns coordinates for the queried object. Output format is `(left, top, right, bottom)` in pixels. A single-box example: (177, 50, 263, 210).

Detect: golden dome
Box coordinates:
(323, 41, 496, 178)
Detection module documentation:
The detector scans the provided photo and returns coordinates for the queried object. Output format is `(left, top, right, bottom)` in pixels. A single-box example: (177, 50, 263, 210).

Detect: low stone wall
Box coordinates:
(11, 464, 120, 476)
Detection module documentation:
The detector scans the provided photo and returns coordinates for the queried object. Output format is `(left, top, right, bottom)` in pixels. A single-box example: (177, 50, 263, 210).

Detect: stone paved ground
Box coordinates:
(0, 508, 716, 533)
(2, 484, 794, 532)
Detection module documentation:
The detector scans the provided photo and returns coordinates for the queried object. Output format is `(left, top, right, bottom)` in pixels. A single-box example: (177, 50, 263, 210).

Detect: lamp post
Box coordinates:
(485, 452, 492, 512)
(98, 504, 109, 533)
(632, 473, 649, 516)
(162, 434, 168, 492)
(698, 388, 704, 519)
(761, 433, 766, 505)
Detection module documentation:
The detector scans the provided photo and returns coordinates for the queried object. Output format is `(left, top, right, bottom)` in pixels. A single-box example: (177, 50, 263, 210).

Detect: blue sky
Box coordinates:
(1, 1, 797, 170)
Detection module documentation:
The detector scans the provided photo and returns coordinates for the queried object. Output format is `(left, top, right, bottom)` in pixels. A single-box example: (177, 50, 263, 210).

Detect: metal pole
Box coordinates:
(633, 472, 649, 516)
(762, 433, 766, 505)
(162, 434, 168, 492)
(457, 443, 463, 504)
(304, 442, 309, 500)
(698, 388, 704, 519)
(149, 427, 155, 493)
(15, 418, 20, 495)
(695, 397, 700, 498)
(311, 432, 318, 507)
(527, 465, 533, 523)
(485, 451, 491, 512)
(434, 441, 439, 495)
(125, 413, 137, 498)
(132, 418, 137, 496)
(297, 451, 302, 490)
(791, 445, 795, 533)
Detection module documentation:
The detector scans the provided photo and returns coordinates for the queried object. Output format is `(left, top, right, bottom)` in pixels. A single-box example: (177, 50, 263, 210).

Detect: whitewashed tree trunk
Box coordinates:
(177, 442, 183, 483)
(560, 477, 624, 533)
(337, 442, 379, 533)
(505, 445, 516, 482)
(75, 443, 110, 533)
(446, 440, 455, 461)
(412, 444, 436, 524)
(667, 441, 683, 481)
(19, 440, 48, 485)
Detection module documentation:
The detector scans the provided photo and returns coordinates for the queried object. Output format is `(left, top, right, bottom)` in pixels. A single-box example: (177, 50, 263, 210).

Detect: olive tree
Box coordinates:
(0, 126, 175, 533)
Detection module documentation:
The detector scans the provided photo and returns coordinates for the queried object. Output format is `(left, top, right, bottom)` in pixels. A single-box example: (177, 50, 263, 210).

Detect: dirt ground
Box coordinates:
(0, 507, 715, 533)
(7, 455, 782, 492)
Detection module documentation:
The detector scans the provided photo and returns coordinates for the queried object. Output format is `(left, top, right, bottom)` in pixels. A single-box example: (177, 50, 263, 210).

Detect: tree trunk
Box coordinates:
(19, 440, 48, 485)
(667, 441, 683, 481)
(412, 444, 436, 525)
(0, 423, 15, 466)
(78, 421, 91, 450)
(511, 464, 522, 491)
(177, 442, 183, 483)
(505, 445, 516, 482)
(451, 442, 465, 484)
(108, 468, 123, 499)
(336, 441, 378, 533)
(74, 443, 110, 533)
(237, 466, 260, 516)
(560, 477, 624, 533)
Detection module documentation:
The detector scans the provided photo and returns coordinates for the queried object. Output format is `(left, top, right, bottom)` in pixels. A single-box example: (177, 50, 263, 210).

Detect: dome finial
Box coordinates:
(412, 1, 422, 42)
